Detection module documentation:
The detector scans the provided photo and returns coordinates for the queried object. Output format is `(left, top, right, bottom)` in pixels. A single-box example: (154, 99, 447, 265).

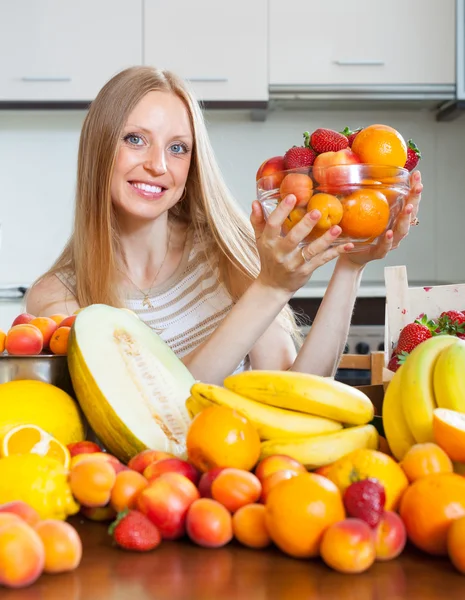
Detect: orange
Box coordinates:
(400, 473, 465, 555)
(307, 193, 343, 232)
(447, 515, 465, 574)
(186, 406, 261, 473)
(400, 442, 453, 483)
(264, 473, 345, 558)
(433, 408, 465, 462)
(1, 424, 71, 468)
(325, 449, 408, 511)
(339, 188, 390, 239)
(352, 124, 407, 168)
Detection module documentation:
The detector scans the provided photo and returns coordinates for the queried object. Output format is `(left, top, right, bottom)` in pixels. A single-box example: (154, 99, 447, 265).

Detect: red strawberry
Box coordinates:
(387, 349, 409, 372)
(396, 314, 436, 354)
(109, 509, 161, 552)
(283, 131, 317, 168)
(340, 126, 363, 147)
(343, 479, 386, 528)
(309, 128, 349, 154)
(404, 139, 421, 171)
(437, 310, 465, 336)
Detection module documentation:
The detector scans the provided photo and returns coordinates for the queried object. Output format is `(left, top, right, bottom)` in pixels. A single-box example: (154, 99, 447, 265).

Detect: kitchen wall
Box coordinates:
(1, 106, 465, 290)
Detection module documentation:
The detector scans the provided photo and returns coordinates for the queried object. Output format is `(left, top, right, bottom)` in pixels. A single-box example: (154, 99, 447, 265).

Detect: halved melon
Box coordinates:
(67, 304, 195, 463)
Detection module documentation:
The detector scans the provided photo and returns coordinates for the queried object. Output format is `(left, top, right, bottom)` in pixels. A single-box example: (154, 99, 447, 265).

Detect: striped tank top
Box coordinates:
(56, 230, 250, 375)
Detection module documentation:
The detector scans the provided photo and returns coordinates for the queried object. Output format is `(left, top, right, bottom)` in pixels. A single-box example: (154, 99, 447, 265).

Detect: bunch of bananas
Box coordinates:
(186, 371, 378, 470)
(383, 335, 465, 461)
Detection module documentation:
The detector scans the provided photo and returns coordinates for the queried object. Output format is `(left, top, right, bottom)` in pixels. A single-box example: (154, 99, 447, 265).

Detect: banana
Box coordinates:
(189, 382, 342, 440)
(382, 367, 416, 461)
(259, 424, 379, 470)
(223, 370, 374, 425)
(400, 335, 457, 443)
(433, 339, 465, 412)
(185, 395, 210, 419)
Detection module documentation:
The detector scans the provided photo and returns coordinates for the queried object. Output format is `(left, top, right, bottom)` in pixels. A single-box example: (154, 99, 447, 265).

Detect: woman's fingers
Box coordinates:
(407, 170, 423, 218)
(301, 238, 354, 270)
(250, 200, 266, 239)
(283, 209, 321, 247)
(264, 195, 297, 237)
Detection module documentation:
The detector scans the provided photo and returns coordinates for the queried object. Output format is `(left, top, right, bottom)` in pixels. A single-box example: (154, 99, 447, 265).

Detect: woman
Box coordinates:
(26, 66, 422, 384)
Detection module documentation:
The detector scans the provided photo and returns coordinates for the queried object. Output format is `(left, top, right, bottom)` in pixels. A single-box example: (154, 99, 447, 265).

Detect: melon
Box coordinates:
(67, 304, 195, 463)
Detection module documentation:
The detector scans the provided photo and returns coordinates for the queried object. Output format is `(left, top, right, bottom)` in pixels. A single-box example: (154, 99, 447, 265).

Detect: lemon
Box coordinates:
(0, 454, 79, 520)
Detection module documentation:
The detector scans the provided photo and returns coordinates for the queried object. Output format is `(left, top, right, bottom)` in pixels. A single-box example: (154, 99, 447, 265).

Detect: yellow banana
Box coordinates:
(259, 424, 379, 470)
(400, 335, 457, 443)
(433, 339, 465, 412)
(190, 382, 342, 440)
(185, 395, 210, 419)
(223, 370, 374, 425)
(382, 367, 416, 461)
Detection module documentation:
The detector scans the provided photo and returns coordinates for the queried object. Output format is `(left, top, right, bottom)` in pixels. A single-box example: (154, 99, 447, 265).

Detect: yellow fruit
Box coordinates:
(67, 304, 194, 463)
(382, 368, 416, 461)
(433, 339, 465, 412)
(433, 408, 465, 462)
(223, 370, 374, 425)
(0, 380, 85, 446)
(259, 424, 379, 470)
(0, 424, 70, 468)
(0, 454, 79, 520)
(325, 448, 409, 511)
(189, 382, 342, 440)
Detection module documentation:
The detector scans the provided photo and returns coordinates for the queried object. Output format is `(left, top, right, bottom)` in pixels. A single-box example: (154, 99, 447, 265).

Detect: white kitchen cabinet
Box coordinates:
(0, 0, 143, 102)
(269, 0, 455, 88)
(143, 0, 268, 103)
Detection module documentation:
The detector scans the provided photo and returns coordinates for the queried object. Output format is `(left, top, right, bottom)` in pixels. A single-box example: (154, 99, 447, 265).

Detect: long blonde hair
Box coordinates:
(41, 66, 302, 342)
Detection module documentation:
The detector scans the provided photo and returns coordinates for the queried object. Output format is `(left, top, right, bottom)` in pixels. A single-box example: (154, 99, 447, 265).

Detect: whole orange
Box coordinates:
(399, 473, 465, 555)
(264, 473, 345, 558)
(186, 406, 261, 473)
(352, 124, 407, 168)
(400, 442, 453, 483)
(339, 189, 390, 239)
(447, 515, 465, 574)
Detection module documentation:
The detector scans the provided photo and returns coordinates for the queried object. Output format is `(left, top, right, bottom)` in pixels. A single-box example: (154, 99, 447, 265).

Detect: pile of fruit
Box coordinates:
(255, 123, 421, 244)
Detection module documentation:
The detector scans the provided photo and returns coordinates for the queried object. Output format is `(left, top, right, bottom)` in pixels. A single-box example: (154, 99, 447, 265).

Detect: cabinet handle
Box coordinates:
(21, 77, 72, 83)
(333, 60, 385, 67)
(187, 77, 229, 83)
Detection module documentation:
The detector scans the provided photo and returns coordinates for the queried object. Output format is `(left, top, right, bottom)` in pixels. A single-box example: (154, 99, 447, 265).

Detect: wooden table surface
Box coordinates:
(3, 517, 464, 600)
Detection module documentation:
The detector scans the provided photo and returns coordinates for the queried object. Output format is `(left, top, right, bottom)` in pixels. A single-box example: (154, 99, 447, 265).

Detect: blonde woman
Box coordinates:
(26, 66, 422, 384)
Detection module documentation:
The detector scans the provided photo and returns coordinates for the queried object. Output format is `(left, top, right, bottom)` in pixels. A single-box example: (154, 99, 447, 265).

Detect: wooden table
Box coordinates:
(3, 517, 464, 599)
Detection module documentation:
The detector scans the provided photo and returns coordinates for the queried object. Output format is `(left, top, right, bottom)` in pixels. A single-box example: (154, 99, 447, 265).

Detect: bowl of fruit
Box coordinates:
(256, 124, 421, 250)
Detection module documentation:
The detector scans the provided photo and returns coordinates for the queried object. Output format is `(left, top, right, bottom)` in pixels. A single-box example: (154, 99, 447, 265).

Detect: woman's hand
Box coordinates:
(250, 195, 354, 295)
(339, 170, 423, 267)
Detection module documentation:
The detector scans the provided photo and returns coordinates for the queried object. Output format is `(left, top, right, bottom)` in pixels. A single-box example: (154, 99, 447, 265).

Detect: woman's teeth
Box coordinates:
(132, 182, 163, 193)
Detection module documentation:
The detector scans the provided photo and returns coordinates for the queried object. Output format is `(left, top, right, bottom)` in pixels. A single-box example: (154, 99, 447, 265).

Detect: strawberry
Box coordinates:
(396, 314, 437, 354)
(309, 128, 349, 154)
(437, 310, 465, 336)
(404, 139, 421, 171)
(343, 479, 386, 528)
(340, 126, 363, 147)
(109, 509, 161, 552)
(283, 131, 317, 169)
(387, 349, 409, 372)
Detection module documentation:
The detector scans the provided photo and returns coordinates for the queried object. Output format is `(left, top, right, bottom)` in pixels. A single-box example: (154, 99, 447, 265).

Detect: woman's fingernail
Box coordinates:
(344, 243, 354, 252)
(386, 230, 394, 240)
(285, 195, 296, 205)
(330, 225, 341, 236)
(309, 209, 321, 220)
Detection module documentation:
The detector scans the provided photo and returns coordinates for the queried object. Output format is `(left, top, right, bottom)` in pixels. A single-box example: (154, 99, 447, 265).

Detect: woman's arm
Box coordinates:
(26, 276, 80, 317)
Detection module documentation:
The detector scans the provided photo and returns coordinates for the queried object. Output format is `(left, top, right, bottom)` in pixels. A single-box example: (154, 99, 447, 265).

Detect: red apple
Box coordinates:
(256, 156, 286, 191)
(67, 441, 102, 457)
(137, 472, 199, 540)
(198, 467, 227, 498)
(143, 458, 200, 486)
(127, 449, 174, 474)
(11, 313, 35, 327)
(313, 148, 361, 191)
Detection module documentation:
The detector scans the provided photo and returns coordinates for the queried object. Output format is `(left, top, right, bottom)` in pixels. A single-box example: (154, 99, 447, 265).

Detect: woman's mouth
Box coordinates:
(129, 181, 166, 199)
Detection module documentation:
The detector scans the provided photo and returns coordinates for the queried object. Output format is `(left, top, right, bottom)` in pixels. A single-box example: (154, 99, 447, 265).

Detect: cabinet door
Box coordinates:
(0, 0, 143, 101)
(269, 0, 455, 87)
(144, 0, 268, 102)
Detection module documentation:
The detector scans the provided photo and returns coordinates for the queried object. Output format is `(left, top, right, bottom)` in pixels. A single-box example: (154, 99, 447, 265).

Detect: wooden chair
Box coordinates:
(338, 351, 385, 386)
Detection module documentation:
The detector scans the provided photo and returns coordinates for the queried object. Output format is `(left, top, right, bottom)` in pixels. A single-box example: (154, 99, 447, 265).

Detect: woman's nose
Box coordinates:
(143, 145, 167, 175)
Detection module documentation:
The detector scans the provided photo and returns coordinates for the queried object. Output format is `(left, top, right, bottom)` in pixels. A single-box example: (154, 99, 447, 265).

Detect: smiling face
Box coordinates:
(111, 90, 193, 222)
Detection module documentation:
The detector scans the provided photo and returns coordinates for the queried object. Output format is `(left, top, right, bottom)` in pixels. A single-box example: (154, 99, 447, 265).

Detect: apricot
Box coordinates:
(69, 459, 116, 507)
(143, 457, 200, 486)
(80, 504, 117, 522)
(35, 520, 82, 574)
(307, 193, 343, 232)
(0, 501, 41, 527)
(186, 498, 233, 548)
(320, 518, 376, 574)
(0, 513, 23, 527)
(260, 469, 299, 503)
(281, 207, 306, 235)
(0, 520, 45, 588)
(11, 312, 35, 326)
(67, 440, 102, 457)
(5, 324, 43, 355)
(127, 449, 174, 474)
(0, 329, 5, 353)
(232, 503, 271, 549)
(254, 454, 306, 483)
(198, 467, 226, 498)
(59, 315, 77, 328)
(280, 173, 313, 207)
(374, 510, 407, 561)
(69, 451, 120, 470)
(110, 469, 148, 513)
(447, 515, 465, 574)
(29, 317, 58, 349)
(211, 468, 262, 513)
(49, 326, 71, 355)
(49, 313, 68, 325)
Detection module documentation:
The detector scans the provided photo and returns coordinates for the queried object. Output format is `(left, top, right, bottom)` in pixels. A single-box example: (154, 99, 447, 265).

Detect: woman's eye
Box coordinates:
(124, 134, 144, 146)
(170, 143, 187, 154)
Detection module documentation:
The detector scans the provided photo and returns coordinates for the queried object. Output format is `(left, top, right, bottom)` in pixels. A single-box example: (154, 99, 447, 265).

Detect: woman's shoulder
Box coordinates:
(26, 274, 79, 317)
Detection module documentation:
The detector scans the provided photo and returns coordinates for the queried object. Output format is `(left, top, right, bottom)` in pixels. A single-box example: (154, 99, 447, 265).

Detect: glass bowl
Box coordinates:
(256, 164, 410, 251)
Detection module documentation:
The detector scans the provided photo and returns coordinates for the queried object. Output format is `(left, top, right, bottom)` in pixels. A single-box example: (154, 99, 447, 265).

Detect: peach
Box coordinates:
(127, 449, 174, 474)
(80, 504, 117, 522)
(255, 155, 286, 190)
(143, 457, 200, 486)
(49, 325, 70, 355)
(49, 313, 68, 325)
(186, 498, 233, 548)
(29, 317, 58, 349)
(59, 315, 77, 328)
(313, 148, 361, 190)
(5, 324, 43, 355)
(198, 467, 226, 498)
(35, 520, 82, 574)
(0, 520, 45, 588)
(260, 469, 299, 503)
(69, 459, 116, 507)
(211, 468, 262, 513)
(11, 312, 35, 326)
(320, 518, 376, 574)
(0, 501, 41, 527)
(0, 329, 5, 353)
(374, 510, 407, 561)
(0, 513, 23, 527)
(110, 469, 148, 512)
(67, 440, 102, 457)
(232, 503, 271, 549)
(254, 455, 306, 483)
(280, 173, 313, 207)
(137, 472, 199, 540)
